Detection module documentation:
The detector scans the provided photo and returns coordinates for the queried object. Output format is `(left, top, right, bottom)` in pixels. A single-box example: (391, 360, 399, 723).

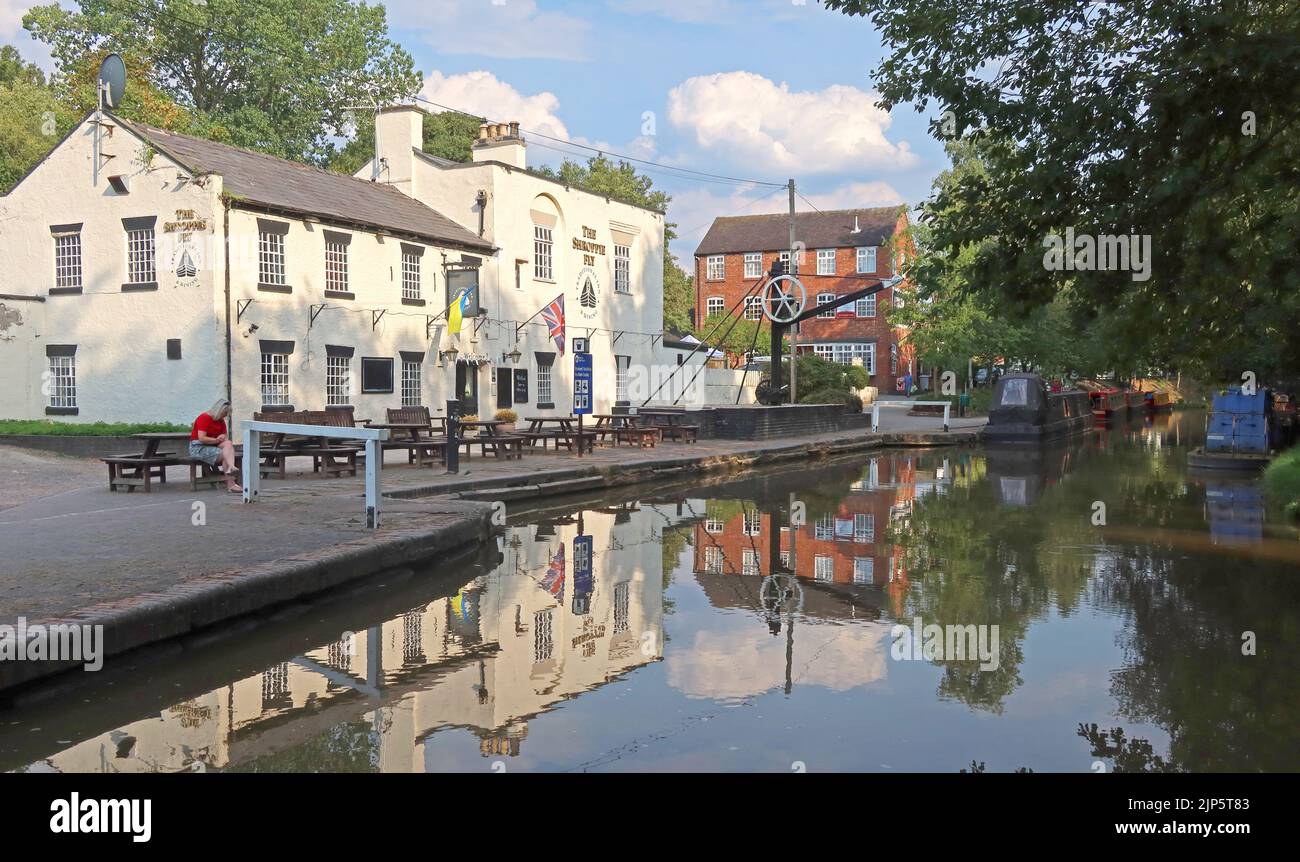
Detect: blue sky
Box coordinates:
(2, 0, 950, 259)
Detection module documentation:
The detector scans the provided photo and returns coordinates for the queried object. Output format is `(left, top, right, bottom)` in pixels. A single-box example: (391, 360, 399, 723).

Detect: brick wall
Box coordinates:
(694, 243, 915, 391)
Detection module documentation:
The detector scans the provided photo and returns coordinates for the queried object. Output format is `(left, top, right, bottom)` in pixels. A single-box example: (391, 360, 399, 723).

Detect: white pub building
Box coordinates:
(0, 104, 666, 427)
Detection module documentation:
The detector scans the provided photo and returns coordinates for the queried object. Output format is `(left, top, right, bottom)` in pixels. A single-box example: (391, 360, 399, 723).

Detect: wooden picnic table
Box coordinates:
(635, 409, 699, 442)
(133, 431, 192, 458)
(458, 419, 523, 460)
(589, 413, 660, 448)
(521, 415, 597, 453)
(103, 431, 238, 493)
(365, 420, 445, 467)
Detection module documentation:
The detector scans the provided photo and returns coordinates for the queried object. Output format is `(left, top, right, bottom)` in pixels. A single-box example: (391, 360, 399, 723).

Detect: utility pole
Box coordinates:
(788, 178, 798, 404)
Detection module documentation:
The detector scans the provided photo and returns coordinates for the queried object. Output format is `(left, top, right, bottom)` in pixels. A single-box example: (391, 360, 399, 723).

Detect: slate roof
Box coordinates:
(695, 206, 905, 256)
(113, 115, 494, 252)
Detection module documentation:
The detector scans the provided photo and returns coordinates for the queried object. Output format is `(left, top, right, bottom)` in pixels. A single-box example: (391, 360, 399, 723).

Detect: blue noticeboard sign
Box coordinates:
(573, 352, 593, 415)
(572, 534, 594, 615)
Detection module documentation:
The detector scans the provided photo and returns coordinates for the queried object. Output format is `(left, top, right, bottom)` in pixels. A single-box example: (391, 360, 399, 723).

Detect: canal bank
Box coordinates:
(6, 409, 1294, 773)
(0, 422, 980, 695)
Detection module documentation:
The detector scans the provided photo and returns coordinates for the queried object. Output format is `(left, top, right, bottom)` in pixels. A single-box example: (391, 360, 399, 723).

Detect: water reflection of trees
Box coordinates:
(894, 417, 1300, 770)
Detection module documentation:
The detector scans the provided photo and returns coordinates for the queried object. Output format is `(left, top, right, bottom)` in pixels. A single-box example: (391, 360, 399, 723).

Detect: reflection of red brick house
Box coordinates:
(693, 207, 917, 391)
(692, 457, 916, 593)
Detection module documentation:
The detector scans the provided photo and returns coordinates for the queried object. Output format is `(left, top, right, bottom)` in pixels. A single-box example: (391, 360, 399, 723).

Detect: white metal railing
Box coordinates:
(871, 400, 952, 433)
(241, 422, 391, 528)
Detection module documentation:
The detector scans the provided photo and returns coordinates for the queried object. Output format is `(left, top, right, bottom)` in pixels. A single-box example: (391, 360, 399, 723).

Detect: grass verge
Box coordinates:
(0, 419, 188, 436)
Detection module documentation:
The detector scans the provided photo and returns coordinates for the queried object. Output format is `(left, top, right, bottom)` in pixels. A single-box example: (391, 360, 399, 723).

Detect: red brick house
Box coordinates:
(693, 206, 917, 392)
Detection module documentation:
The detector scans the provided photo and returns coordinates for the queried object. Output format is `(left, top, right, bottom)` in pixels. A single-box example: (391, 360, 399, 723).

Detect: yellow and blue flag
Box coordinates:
(447, 286, 473, 334)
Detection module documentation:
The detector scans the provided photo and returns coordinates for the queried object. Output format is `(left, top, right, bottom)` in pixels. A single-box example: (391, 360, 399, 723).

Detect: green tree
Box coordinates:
(24, 0, 420, 163)
(826, 0, 1300, 382)
(0, 44, 46, 86)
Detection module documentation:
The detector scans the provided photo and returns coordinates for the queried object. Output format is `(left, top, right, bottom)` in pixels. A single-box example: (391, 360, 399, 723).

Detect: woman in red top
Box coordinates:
(190, 398, 240, 492)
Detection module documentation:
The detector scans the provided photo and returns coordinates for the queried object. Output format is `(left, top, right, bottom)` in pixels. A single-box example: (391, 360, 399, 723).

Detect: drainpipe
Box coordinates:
(476, 189, 487, 237)
(223, 198, 233, 405)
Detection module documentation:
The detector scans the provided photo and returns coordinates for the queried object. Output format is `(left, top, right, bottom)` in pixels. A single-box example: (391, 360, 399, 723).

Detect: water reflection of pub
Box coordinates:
(691, 456, 927, 623)
(36, 505, 671, 773)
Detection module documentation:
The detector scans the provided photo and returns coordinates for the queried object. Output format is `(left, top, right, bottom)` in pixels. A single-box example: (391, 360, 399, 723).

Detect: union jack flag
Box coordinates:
(540, 294, 565, 355)
(541, 544, 565, 601)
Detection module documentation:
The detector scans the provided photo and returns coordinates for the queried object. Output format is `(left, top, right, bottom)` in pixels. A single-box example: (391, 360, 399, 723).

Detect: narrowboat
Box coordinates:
(1188, 385, 1277, 472)
(1088, 386, 1126, 422)
(1143, 388, 1175, 412)
(984, 373, 1092, 442)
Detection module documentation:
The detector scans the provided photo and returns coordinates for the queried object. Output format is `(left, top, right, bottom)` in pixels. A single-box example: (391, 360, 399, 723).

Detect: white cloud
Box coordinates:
(666, 179, 905, 259)
(1, 0, 24, 38)
(390, 0, 591, 62)
(666, 621, 890, 700)
(610, 0, 804, 24)
(419, 69, 570, 141)
(800, 180, 905, 211)
(610, 0, 736, 23)
(667, 71, 916, 175)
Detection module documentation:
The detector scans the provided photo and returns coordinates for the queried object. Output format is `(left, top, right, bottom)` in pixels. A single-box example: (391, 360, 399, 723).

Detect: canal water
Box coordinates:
(4, 410, 1297, 772)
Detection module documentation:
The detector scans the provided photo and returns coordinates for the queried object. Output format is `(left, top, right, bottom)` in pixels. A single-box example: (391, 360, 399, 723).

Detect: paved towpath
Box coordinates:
(0, 409, 985, 663)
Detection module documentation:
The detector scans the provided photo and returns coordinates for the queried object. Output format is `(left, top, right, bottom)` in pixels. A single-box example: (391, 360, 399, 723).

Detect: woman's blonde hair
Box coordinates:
(208, 398, 231, 420)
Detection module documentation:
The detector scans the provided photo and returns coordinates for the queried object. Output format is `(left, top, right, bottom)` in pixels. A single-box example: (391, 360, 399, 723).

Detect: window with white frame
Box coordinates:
(401, 248, 422, 300)
(533, 610, 554, 663)
(703, 546, 723, 574)
(779, 250, 792, 271)
(857, 246, 877, 274)
(744, 296, 762, 320)
(401, 359, 421, 406)
(536, 357, 554, 404)
(891, 343, 899, 375)
(854, 513, 874, 543)
(326, 354, 351, 405)
(706, 255, 724, 280)
(743, 510, 762, 535)
(853, 557, 874, 585)
(615, 354, 630, 402)
(815, 514, 833, 540)
(260, 351, 290, 405)
(814, 555, 834, 582)
(812, 342, 876, 371)
(856, 294, 876, 318)
(259, 228, 286, 286)
(779, 550, 791, 569)
(893, 284, 905, 309)
(705, 518, 724, 533)
(743, 550, 760, 577)
(47, 353, 76, 409)
(706, 296, 724, 318)
(743, 252, 761, 278)
(324, 235, 349, 294)
(534, 224, 553, 281)
(817, 292, 836, 318)
(52, 227, 82, 290)
(613, 581, 630, 635)
(817, 249, 836, 275)
(125, 223, 156, 285)
(614, 242, 631, 293)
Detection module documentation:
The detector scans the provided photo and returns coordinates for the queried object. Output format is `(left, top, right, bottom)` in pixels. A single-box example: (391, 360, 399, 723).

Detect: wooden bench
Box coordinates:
(518, 430, 559, 450)
(657, 424, 699, 443)
(181, 453, 244, 490)
(103, 455, 173, 492)
(252, 410, 362, 478)
(553, 430, 598, 452)
(612, 426, 660, 448)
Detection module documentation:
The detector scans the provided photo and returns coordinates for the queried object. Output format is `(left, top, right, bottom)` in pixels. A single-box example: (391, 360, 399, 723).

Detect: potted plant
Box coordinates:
(494, 408, 518, 432)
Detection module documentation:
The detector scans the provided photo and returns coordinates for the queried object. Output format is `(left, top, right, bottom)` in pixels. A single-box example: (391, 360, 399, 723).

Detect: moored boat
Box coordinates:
(1088, 387, 1126, 422)
(1144, 388, 1174, 412)
(984, 373, 1092, 442)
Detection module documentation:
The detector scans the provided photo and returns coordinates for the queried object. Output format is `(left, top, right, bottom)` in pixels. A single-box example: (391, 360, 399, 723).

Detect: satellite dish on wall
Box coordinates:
(98, 54, 126, 110)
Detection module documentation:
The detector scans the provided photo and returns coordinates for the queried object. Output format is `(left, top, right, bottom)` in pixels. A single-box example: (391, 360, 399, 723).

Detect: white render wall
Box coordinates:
(222, 206, 485, 431)
(0, 116, 226, 424)
(362, 124, 669, 415)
